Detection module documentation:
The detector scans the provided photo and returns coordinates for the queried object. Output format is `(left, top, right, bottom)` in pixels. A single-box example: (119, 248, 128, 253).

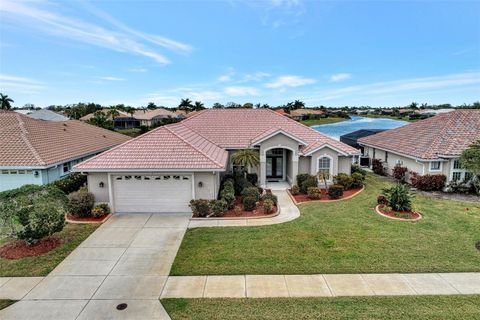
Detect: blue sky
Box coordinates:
(1, 0, 479, 108)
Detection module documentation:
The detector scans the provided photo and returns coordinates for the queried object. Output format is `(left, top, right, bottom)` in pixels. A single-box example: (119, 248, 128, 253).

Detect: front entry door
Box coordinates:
(266, 156, 283, 179)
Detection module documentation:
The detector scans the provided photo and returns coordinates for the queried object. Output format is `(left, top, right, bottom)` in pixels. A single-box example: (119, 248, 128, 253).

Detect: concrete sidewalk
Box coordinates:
(160, 273, 480, 298)
(188, 190, 300, 228)
(0, 212, 190, 320)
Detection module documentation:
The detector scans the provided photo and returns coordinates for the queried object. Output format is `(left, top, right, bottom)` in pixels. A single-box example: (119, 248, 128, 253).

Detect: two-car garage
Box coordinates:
(112, 174, 193, 213)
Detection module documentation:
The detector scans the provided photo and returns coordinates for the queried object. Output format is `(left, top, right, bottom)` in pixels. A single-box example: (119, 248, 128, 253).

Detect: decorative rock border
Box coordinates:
(190, 206, 280, 221)
(65, 213, 112, 224)
(287, 186, 365, 205)
(374, 205, 422, 221)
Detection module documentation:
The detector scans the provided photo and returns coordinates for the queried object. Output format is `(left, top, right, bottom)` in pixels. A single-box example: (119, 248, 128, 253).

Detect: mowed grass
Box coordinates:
(171, 174, 480, 275)
(0, 300, 16, 310)
(300, 117, 347, 126)
(0, 223, 98, 277)
(161, 296, 480, 320)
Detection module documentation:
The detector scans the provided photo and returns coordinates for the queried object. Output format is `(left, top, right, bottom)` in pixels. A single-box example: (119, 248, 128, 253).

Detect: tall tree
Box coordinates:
(212, 102, 224, 109)
(0, 93, 14, 110)
(147, 102, 157, 109)
(178, 98, 194, 111)
(231, 149, 260, 174)
(292, 100, 305, 110)
(193, 101, 205, 111)
(459, 141, 480, 195)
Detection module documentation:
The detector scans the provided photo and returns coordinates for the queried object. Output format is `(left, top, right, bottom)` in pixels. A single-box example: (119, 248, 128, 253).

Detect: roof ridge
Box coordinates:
(163, 124, 225, 168)
(15, 113, 46, 165)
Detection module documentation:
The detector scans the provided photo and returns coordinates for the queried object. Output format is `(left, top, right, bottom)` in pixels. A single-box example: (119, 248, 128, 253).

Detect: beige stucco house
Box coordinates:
(75, 109, 359, 213)
(359, 109, 480, 183)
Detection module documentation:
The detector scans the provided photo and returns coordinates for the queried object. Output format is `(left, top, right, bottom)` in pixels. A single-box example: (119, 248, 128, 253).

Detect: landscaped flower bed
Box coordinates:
(65, 213, 111, 224)
(375, 183, 422, 221)
(219, 195, 278, 218)
(0, 236, 64, 260)
(375, 204, 422, 221)
(289, 187, 364, 203)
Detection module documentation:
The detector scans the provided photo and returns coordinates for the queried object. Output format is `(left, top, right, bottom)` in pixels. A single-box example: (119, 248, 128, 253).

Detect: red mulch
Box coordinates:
(220, 196, 277, 218)
(0, 236, 64, 260)
(66, 213, 108, 223)
(377, 204, 421, 220)
(292, 188, 362, 203)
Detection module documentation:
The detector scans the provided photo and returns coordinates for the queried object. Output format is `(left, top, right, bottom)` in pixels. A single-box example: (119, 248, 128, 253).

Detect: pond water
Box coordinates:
(312, 116, 408, 140)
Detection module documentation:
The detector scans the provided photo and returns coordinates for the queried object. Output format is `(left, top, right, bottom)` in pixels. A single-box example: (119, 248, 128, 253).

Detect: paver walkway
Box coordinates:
(161, 273, 480, 298)
(0, 212, 190, 320)
(188, 190, 300, 228)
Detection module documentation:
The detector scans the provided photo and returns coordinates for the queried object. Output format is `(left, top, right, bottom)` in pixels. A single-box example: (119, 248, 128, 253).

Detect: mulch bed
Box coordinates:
(376, 204, 422, 221)
(65, 213, 111, 224)
(292, 187, 363, 203)
(0, 236, 64, 260)
(221, 196, 277, 218)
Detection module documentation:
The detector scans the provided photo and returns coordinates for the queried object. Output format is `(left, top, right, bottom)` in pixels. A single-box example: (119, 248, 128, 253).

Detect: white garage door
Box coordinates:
(112, 174, 193, 213)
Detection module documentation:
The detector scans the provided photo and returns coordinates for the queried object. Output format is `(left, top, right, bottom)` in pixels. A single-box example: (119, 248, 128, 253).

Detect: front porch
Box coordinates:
(260, 147, 297, 188)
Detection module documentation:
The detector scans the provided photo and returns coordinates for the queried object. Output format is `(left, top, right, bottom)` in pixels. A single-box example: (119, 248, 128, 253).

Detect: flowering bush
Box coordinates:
(372, 159, 385, 176)
(410, 172, 446, 191)
(392, 165, 408, 183)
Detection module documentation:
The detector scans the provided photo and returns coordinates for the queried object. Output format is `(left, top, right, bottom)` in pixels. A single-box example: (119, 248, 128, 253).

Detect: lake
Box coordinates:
(312, 116, 408, 140)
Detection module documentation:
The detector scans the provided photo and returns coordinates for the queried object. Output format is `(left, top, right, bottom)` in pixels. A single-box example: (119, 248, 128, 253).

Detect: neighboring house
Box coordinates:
(0, 110, 131, 192)
(274, 109, 292, 118)
(75, 109, 359, 213)
(27, 109, 70, 121)
(133, 108, 179, 127)
(289, 108, 325, 121)
(358, 110, 480, 183)
(80, 109, 139, 129)
(340, 129, 387, 153)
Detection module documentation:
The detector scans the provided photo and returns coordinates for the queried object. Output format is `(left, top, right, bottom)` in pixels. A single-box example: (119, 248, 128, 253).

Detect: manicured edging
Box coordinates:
(374, 205, 422, 221)
(287, 186, 365, 205)
(190, 206, 280, 221)
(64, 213, 112, 224)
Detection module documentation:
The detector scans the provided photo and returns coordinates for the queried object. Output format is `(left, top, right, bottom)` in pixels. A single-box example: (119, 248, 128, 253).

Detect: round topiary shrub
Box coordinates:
(243, 196, 256, 211)
(351, 172, 365, 188)
(189, 199, 211, 217)
(210, 199, 227, 217)
(263, 199, 274, 214)
(307, 187, 321, 200)
(91, 203, 111, 218)
(261, 193, 278, 206)
(241, 187, 261, 202)
(290, 185, 300, 195)
(67, 191, 95, 217)
(328, 184, 344, 199)
(333, 173, 353, 190)
(300, 176, 318, 194)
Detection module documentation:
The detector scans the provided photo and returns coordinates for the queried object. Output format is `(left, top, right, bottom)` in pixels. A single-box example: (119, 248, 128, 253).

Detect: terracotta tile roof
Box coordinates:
(133, 108, 178, 120)
(358, 110, 480, 160)
(75, 123, 228, 170)
(79, 109, 131, 121)
(0, 110, 131, 167)
(290, 108, 325, 116)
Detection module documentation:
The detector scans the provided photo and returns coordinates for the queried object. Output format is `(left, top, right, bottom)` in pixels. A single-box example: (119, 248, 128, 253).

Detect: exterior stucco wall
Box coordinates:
(87, 172, 110, 203)
(338, 156, 352, 175)
(286, 150, 293, 184)
(309, 147, 339, 179)
(298, 156, 310, 175)
(0, 171, 41, 192)
(194, 172, 218, 200)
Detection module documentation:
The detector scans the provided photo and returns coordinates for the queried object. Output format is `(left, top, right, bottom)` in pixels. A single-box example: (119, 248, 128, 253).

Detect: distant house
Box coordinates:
(289, 108, 325, 121)
(358, 110, 480, 183)
(0, 111, 130, 192)
(27, 109, 70, 121)
(133, 108, 179, 127)
(274, 109, 292, 118)
(80, 109, 139, 129)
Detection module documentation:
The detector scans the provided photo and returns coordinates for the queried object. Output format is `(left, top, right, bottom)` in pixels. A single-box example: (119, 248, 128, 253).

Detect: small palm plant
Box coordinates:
(231, 149, 260, 176)
(317, 170, 330, 190)
(382, 184, 414, 211)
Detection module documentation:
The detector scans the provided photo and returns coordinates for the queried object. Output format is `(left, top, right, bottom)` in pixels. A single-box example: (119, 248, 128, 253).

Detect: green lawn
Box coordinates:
(300, 117, 347, 126)
(162, 296, 480, 320)
(171, 174, 480, 275)
(0, 300, 15, 310)
(0, 223, 98, 277)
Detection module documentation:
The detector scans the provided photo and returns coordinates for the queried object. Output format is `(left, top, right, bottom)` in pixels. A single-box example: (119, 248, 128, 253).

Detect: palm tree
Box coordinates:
(106, 108, 120, 119)
(231, 149, 260, 174)
(317, 171, 329, 191)
(293, 100, 305, 110)
(0, 93, 14, 110)
(178, 98, 194, 111)
(193, 101, 205, 111)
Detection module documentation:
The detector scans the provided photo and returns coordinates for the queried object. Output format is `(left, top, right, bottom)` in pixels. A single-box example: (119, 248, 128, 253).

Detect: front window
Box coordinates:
(430, 161, 441, 171)
(452, 172, 462, 181)
(318, 156, 331, 179)
(453, 160, 461, 169)
(62, 162, 71, 174)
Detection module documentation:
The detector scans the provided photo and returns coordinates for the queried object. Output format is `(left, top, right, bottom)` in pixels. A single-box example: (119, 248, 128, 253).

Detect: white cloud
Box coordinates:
(129, 68, 148, 72)
(330, 73, 351, 82)
(218, 68, 236, 82)
(224, 86, 259, 96)
(98, 76, 125, 81)
(265, 75, 315, 88)
(0, 74, 46, 94)
(0, 0, 192, 64)
(242, 72, 271, 82)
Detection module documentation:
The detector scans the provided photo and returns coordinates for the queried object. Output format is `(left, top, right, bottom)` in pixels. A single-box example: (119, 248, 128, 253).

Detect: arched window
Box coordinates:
(318, 156, 331, 178)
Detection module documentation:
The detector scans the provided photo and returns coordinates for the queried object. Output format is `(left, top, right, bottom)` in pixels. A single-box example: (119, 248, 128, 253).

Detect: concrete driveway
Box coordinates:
(0, 212, 190, 320)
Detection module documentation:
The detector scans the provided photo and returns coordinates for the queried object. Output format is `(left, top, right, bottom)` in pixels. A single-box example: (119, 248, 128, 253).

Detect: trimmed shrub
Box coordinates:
(243, 196, 257, 211)
(246, 173, 258, 186)
(67, 191, 95, 217)
(300, 176, 318, 194)
(234, 176, 253, 195)
(296, 173, 311, 189)
(382, 184, 413, 211)
(351, 172, 365, 188)
(307, 187, 321, 200)
(333, 173, 353, 190)
(392, 165, 408, 182)
(261, 193, 278, 206)
(189, 199, 211, 217)
(263, 199, 274, 214)
(328, 184, 344, 199)
(410, 172, 446, 191)
(220, 188, 235, 209)
(377, 195, 389, 205)
(91, 203, 110, 217)
(51, 172, 87, 194)
(290, 185, 300, 195)
(351, 164, 367, 177)
(210, 200, 227, 217)
(0, 185, 67, 245)
(372, 159, 385, 176)
(241, 187, 261, 202)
